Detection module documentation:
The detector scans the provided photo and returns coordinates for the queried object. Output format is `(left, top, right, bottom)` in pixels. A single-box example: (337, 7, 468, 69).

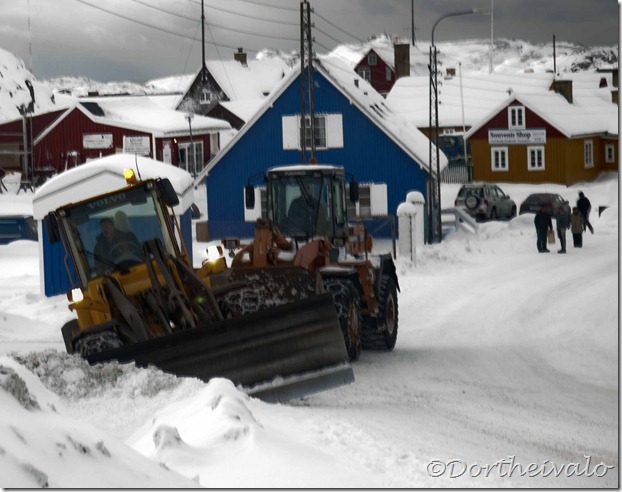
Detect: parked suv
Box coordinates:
(0, 215, 38, 245)
(454, 183, 517, 221)
(519, 193, 571, 218)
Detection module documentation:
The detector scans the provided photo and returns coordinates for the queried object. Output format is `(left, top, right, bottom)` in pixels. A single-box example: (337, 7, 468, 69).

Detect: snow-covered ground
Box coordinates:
(0, 172, 618, 487)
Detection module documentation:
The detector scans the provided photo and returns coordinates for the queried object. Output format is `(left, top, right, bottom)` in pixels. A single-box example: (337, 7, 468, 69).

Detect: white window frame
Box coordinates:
(527, 146, 545, 171)
(368, 52, 377, 66)
(491, 147, 509, 171)
(281, 114, 343, 150)
(199, 90, 211, 105)
(357, 67, 371, 82)
(508, 106, 525, 130)
(584, 140, 594, 168)
(605, 143, 615, 163)
(178, 140, 204, 175)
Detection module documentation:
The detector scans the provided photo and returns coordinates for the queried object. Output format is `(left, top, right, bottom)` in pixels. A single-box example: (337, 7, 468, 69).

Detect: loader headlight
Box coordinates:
(69, 288, 84, 303)
(206, 244, 224, 264)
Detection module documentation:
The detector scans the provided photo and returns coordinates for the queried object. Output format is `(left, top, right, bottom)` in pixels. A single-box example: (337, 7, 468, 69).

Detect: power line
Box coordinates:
(231, 0, 299, 12)
(184, 0, 299, 26)
(314, 9, 364, 44)
(126, 0, 299, 43)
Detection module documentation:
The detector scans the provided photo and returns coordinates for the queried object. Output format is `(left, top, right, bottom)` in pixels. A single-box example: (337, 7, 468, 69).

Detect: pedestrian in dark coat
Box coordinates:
(555, 205, 570, 253)
(570, 207, 584, 248)
(577, 191, 594, 234)
(534, 206, 553, 253)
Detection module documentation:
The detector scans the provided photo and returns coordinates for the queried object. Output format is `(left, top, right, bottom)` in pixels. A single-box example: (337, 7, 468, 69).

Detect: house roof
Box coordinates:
(464, 76, 618, 139)
(388, 70, 618, 138)
(32, 154, 194, 219)
(204, 58, 292, 101)
(193, 55, 446, 185)
(33, 97, 231, 145)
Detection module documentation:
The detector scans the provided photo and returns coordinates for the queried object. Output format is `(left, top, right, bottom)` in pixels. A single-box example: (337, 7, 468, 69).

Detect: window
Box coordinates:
(178, 141, 204, 176)
(385, 66, 392, 81)
(368, 52, 377, 66)
(528, 146, 545, 170)
(605, 144, 615, 163)
(199, 90, 211, 105)
(584, 140, 594, 168)
(491, 147, 508, 171)
(357, 67, 371, 82)
(303, 114, 327, 149)
(508, 106, 525, 129)
(281, 114, 343, 150)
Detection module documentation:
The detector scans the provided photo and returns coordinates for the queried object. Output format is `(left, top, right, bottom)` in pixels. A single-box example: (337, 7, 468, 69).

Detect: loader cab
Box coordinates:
(264, 165, 353, 242)
(50, 179, 181, 288)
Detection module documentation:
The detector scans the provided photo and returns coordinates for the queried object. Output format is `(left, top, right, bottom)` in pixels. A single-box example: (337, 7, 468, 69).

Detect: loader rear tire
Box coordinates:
(324, 279, 362, 362)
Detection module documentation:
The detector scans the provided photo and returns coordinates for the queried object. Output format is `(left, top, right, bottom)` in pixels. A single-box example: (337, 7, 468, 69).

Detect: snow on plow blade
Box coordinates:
(85, 292, 354, 403)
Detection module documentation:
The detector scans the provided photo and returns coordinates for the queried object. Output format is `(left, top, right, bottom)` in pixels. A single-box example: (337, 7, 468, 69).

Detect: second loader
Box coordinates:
(215, 163, 400, 361)
(43, 168, 353, 402)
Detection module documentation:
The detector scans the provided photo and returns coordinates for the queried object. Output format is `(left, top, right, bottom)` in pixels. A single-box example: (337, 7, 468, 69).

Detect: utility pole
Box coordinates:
(300, 0, 316, 163)
(201, 0, 207, 82)
(411, 0, 416, 46)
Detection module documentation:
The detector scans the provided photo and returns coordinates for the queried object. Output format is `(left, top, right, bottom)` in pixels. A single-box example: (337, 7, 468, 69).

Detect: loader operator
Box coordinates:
(93, 217, 142, 275)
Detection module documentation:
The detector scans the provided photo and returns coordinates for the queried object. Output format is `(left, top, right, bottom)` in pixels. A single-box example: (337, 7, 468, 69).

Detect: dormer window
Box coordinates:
(357, 67, 371, 83)
(199, 90, 211, 105)
(368, 52, 377, 66)
(508, 106, 525, 129)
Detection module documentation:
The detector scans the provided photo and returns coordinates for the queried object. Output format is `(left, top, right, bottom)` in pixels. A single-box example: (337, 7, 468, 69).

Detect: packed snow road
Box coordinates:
(262, 212, 618, 487)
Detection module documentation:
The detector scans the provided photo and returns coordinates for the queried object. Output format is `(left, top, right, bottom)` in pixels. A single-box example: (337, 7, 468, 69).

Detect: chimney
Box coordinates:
(234, 47, 247, 67)
(394, 43, 410, 80)
(549, 79, 573, 104)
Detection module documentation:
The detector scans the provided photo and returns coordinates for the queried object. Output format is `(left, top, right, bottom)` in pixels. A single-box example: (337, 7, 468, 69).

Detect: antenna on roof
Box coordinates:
(134, 153, 142, 181)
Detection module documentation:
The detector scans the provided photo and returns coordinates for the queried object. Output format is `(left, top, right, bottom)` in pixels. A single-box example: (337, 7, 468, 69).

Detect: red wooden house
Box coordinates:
(0, 96, 230, 184)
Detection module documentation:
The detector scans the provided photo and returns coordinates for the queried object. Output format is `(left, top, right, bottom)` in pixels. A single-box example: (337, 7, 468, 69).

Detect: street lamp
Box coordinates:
(428, 8, 491, 243)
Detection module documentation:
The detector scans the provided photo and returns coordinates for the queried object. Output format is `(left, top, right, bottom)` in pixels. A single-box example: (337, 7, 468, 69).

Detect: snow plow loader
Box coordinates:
(218, 164, 399, 362)
(43, 170, 353, 402)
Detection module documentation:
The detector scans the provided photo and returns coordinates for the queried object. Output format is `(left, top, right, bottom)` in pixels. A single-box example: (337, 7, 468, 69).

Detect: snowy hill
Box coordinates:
(330, 35, 618, 75)
(0, 47, 58, 122)
(0, 37, 617, 123)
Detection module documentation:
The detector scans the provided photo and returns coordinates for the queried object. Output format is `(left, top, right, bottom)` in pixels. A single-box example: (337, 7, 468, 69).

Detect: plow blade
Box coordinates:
(85, 292, 354, 403)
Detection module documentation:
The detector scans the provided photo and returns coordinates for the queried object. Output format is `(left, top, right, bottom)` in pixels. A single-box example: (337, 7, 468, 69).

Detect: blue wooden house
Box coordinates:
(195, 55, 446, 240)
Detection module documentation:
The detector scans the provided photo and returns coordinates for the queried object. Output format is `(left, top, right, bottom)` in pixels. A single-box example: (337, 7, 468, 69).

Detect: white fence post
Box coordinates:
(397, 191, 425, 264)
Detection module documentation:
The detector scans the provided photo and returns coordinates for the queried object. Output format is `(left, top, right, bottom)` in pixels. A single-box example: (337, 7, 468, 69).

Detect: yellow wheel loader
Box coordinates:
(43, 170, 353, 402)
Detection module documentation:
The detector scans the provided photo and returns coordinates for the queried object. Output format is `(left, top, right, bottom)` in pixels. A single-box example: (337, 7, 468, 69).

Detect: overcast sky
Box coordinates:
(0, 0, 619, 82)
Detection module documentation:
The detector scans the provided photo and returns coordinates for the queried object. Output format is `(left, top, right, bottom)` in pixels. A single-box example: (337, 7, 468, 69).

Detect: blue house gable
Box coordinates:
(202, 57, 439, 240)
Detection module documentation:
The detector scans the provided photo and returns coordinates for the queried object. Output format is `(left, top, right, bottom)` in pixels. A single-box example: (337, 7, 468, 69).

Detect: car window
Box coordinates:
(495, 187, 506, 198)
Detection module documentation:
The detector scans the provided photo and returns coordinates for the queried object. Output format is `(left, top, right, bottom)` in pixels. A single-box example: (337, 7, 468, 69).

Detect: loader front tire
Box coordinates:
(324, 279, 362, 362)
(361, 276, 398, 351)
(74, 330, 123, 357)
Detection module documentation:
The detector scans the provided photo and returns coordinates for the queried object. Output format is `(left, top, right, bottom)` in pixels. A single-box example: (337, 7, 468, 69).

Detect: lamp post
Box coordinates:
(428, 8, 490, 243)
(185, 114, 195, 178)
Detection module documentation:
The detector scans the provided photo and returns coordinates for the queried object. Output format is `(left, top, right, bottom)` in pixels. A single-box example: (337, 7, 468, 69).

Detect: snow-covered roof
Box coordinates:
(388, 70, 618, 137)
(78, 96, 231, 136)
(219, 99, 267, 122)
(32, 154, 194, 219)
(205, 58, 291, 101)
(463, 75, 618, 139)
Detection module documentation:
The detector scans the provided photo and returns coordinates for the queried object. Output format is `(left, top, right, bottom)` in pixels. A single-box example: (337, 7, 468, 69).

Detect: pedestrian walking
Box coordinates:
(577, 191, 594, 234)
(534, 206, 553, 253)
(555, 205, 570, 254)
(570, 207, 584, 248)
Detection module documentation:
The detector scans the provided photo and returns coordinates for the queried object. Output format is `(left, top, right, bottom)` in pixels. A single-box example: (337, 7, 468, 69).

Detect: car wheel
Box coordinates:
(465, 195, 480, 210)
